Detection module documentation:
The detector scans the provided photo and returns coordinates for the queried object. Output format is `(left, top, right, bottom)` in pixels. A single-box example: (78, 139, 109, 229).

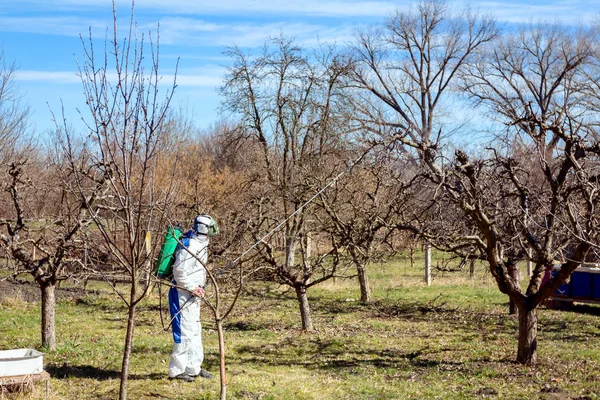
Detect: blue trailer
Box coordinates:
(547, 265, 600, 309)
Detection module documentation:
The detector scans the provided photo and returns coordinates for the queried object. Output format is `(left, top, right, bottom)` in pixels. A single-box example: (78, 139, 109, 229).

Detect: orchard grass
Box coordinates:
(1, 255, 600, 399)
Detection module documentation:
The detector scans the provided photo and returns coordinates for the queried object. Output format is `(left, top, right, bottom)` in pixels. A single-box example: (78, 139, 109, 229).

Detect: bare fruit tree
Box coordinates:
(60, 3, 178, 398)
(317, 148, 411, 303)
(353, 1, 600, 366)
(455, 23, 600, 365)
(0, 50, 29, 170)
(220, 37, 353, 331)
(0, 51, 95, 351)
(1, 148, 108, 351)
(349, 0, 497, 283)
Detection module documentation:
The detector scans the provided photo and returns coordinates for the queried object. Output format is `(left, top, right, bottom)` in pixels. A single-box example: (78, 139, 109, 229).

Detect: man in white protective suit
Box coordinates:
(168, 214, 219, 382)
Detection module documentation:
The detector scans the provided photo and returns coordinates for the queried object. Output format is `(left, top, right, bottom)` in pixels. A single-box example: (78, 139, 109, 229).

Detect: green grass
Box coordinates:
(1, 256, 600, 399)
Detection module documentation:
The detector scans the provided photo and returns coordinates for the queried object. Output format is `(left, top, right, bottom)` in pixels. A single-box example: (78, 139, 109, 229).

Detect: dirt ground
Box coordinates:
(0, 280, 88, 303)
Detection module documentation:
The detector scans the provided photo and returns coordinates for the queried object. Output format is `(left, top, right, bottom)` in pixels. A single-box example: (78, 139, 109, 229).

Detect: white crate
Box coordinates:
(0, 349, 44, 377)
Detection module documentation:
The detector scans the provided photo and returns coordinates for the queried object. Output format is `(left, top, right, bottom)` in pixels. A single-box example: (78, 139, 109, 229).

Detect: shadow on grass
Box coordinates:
(361, 299, 516, 335)
(569, 303, 600, 316)
(137, 304, 165, 313)
(46, 364, 167, 381)
(46, 364, 121, 380)
(131, 343, 169, 355)
(225, 321, 267, 331)
(243, 285, 296, 302)
(74, 297, 128, 312)
(540, 320, 600, 341)
(312, 296, 510, 325)
(312, 298, 372, 315)
(235, 340, 468, 373)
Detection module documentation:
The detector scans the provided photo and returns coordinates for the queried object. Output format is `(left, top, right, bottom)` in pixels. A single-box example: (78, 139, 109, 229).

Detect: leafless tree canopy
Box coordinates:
(220, 36, 356, 331)
(59, 5, 179, 398)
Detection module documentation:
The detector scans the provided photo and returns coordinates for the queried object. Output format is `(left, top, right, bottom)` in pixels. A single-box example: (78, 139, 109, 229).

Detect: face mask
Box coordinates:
(195, 215, 219, 237)
(207, 220, 220, 237)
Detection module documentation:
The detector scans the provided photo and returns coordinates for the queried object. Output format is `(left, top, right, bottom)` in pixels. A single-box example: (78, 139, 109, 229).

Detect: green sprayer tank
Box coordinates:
(155, 225, 183, 279)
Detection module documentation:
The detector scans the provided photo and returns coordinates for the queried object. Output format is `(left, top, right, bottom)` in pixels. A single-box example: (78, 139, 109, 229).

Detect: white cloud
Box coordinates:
(142, 0, 397, 18)
(8, 0, 399, 18)
(153, 17, 223, 45)
(456, 1, 595, 24)
(175, 74, 224, 88)
(159, 17, 219, 33)
(157, 19, 360, 48)
(0, 15, 107, 37)
(4, 0, 597, 24)
(163, 54, 231, 62)
(0, 12, 359, 49)
(15, 70, 81, 83)
(15, 69, 224, 89)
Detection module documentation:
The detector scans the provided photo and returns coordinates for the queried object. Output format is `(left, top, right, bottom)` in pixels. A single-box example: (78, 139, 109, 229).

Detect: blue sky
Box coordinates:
(0, 0, 597, 134)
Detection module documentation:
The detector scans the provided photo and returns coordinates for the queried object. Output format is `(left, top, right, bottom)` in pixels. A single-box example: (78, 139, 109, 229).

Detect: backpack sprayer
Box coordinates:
(154, 215, 219, 280)
(155, 225, 184, 280)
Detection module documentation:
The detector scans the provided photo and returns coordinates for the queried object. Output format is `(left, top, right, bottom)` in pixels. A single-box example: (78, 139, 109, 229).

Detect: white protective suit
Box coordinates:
(168, 229, 209, 378)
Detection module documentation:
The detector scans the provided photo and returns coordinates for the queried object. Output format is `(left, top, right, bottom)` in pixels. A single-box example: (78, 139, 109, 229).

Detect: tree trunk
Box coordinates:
(516, 305, 538, 366)
(119, 302, 137, 400)
(285, 237, 296, 269)
(508, 262, 521, 315)
(305, 233, 311, 260)
(41, 282, 56, 350)
(294, 284, 313, 331)
(356, 262, 371, 303)
(509, 298, 516, 315)
(424, 243, 432, 286)
(216, 319, 227, 400)
(469, 258, 476, 279)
